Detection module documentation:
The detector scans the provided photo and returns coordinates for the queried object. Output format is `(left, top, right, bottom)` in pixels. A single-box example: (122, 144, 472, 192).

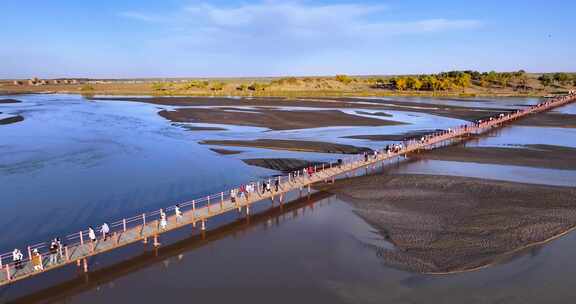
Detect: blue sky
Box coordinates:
(1, 0, 574, 78)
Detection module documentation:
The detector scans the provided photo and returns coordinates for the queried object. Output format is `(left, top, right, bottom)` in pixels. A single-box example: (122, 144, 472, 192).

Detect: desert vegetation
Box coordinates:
(1, 71, 575, 97)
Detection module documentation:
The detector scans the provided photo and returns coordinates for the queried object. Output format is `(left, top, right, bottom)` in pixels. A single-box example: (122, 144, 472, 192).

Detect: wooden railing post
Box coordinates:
(5, 264, 11, 281)
(28, 246, 32, 261)
(65, 246, 69, 261)
(207, 196, 211, 214)
(80, 231, 84, 245)
(220, 192, 224, 210)
(123, 219, 127, 232)
(143, 213, 146, 226)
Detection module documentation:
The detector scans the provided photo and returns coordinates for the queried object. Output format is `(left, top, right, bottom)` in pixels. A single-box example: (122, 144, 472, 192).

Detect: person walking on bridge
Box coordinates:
(101, 222, 110, 241)
(88, 226, 97, 243)
(266, 181, 272, 193)
(32, 249, 43, 272)
(49, 239, 58, 265)
(12, 248, 23, 269)
(175, 204, 183, 223)
(159, 211, 168, 231)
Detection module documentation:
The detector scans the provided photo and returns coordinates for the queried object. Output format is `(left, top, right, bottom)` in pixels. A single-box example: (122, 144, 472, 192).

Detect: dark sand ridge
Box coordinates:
(159, 108, 405, 131)
(417, 144, 576, 170)
(176, 124, 228, 131)
(317, 174, 576, 274)
(243, 158, 330, 173)
(355, 110, 393, 117)
(0, 114, 24, 125)
(0, 98, 21, 104)
(201, 139, 372, 154)
(210, 148, 243, 155)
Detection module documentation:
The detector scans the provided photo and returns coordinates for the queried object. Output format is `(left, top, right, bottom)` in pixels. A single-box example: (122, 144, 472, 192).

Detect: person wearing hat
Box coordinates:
(32, 249, 43, 271)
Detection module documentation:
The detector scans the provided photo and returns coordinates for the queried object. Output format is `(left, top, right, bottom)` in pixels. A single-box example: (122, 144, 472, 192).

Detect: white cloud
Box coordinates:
(118, 1, 483, 71)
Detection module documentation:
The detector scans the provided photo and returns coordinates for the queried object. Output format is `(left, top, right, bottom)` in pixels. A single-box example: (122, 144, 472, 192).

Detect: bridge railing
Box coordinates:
(1, 93, 574, 281)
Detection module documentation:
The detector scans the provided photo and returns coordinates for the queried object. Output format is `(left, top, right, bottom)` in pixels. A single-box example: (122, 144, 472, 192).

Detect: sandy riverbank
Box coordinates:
(317, 174, 576, 274)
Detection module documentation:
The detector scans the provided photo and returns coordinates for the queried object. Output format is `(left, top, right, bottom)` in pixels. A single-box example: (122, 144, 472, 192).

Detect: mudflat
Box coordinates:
(201, 139, 372, 154)
(159, 108, 404, 130)
(319, 174, 576, 274)
(417, 144, 576, 170)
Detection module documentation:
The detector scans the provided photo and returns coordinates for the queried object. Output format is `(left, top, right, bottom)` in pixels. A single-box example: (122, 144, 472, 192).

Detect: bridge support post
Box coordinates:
(153, 234, 160, 247)
(83, 258, 88, 273)
(201, 220, 206, 231)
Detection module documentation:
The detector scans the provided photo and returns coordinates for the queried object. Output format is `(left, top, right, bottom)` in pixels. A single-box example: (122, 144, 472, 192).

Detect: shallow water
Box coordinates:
(1, 94, 576, 303)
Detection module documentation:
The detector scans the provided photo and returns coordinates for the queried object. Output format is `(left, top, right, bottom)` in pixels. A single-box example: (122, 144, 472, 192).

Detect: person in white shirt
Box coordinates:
(175, 204, 182, 222)
(88, 226, 97, 243)
(101, 223, 110, 241)
(12, 248, 23, 269)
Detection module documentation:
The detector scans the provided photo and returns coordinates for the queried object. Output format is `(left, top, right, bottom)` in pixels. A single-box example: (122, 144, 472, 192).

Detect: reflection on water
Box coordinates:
(2, 94, 576, 303)
(5, 188, 576, 304)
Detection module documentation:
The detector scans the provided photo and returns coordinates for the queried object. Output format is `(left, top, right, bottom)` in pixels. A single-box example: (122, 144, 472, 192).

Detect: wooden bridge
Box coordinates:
(0, 93, 574, 287)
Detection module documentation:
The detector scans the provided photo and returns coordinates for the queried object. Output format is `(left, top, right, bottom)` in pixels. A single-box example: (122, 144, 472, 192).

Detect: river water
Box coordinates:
(1, 94, 575, 303)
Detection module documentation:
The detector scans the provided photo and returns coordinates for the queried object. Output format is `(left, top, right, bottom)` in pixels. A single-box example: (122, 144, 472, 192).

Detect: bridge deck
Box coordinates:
(1, 93, 574, 286)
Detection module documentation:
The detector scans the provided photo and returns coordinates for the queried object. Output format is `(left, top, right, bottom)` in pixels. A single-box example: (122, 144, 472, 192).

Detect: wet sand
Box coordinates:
(417, 144, 576, 170)
(201, 139, 372, 154)
(0, 114, 24, 125)
(0, 98, 21, 104)
(159, 108, 404, 130)
(243, 158, 328, 172)
(319, 174, 576, 273)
